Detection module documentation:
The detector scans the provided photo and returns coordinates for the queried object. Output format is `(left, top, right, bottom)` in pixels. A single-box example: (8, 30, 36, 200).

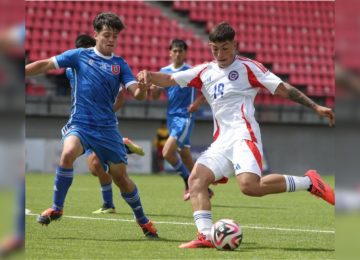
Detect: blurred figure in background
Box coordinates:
(0, 22, 25, 257)
(152, 39, 213, 201)
(153, 120, 169, 172)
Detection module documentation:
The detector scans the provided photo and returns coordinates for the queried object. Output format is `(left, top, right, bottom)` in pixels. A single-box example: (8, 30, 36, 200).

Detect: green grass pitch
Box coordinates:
(26, 173, 334, 259)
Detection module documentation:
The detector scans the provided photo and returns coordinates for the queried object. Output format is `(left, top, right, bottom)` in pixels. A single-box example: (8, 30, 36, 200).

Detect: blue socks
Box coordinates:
(101, 183, 114, 208)
(173, 160, 190, 189)
(52, 166, 73, 211)
(121, 186, 148, 225)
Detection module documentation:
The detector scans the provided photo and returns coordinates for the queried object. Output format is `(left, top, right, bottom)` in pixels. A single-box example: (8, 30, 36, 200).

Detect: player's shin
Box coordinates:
(173, 160, 190, 188)
(121, 186, 149, 224)
(100, 183, 114, 208)
(52, 166, 73, 210)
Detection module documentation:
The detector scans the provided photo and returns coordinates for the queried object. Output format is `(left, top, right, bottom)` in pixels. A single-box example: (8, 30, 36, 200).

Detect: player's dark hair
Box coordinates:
(209, 22, 235, 42)
(169, 39, 188, 51)
(93, 12, 125, 33)
(75, 34, 96, 48)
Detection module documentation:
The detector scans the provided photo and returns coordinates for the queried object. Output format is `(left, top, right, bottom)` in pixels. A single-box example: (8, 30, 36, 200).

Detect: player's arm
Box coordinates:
(188, 94, 206, 113)
(127, 82, 147, 101)
(151, 85, 162, 100)
(137, 70, 177, 88)
(113, 89, 125, 112)
(25, 58, 56, 76)
(274, 82, 335, 126)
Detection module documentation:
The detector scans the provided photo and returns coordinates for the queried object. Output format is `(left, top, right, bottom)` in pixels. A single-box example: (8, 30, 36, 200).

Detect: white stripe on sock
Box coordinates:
(193, 210, 212, 239)
(284, 175, 312, 192)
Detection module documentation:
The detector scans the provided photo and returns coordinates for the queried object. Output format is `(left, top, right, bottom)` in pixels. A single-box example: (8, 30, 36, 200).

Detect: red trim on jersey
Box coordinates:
(245, 139, 263, 172)
(237, 56, 268, 73)
(241, 104, 257, 143)
(212, 118, 220, 142)
(187, 67, 207, 90)
(244, 64, 266, 89)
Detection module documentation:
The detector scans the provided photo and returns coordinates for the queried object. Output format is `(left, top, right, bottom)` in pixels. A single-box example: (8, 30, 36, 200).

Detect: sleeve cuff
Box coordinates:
(172, 74, 186, 88)
(52, 57, 60, 69)
(125, 80, 138, 89)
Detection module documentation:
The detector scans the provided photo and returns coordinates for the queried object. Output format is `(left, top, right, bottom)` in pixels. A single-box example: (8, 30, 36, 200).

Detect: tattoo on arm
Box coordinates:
(288, 86, 317, 110)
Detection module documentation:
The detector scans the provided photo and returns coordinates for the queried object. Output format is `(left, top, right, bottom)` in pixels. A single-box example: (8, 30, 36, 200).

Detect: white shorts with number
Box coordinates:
(196, 139, 264, 182)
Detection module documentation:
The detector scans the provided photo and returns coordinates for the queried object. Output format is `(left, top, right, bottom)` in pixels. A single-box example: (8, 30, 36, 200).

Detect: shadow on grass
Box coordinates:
(283, 248, 334, 252)
(113, 212, 193, 220)
(212, 204, 287, 210)
(240, 244, 334, 253)
(50, 236, 188, 243)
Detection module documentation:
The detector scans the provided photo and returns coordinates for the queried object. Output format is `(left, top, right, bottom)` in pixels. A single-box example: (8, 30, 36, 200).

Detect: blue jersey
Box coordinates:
(54, 47, 137, 128)
(160, 63, 195, 118)
(65, 68, 75, 88)
(65, 68, 77, 121)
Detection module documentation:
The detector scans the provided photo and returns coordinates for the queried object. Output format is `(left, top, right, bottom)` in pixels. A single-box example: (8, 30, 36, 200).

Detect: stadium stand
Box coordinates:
(25, 1, 212, 71)
(25, 1, 334, 108)
(172, 1, 335, 106)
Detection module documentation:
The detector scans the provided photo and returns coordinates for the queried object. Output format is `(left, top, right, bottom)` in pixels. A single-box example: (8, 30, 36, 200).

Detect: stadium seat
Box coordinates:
(25, 1, 334, 103)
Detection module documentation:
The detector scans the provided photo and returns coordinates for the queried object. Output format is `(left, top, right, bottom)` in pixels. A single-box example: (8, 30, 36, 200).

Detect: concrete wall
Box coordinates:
(26, 116, 335, 175)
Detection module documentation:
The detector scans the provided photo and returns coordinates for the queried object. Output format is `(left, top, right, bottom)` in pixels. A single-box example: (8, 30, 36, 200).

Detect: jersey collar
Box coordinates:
(170, 63, 187, 72)
(93, 47, 114, 59)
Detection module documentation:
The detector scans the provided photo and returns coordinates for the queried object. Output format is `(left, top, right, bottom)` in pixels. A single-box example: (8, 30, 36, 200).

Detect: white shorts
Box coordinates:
(196, 139, 263, 182)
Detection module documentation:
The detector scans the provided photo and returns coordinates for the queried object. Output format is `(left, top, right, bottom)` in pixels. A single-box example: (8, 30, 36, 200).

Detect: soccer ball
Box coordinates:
(210, 219, 243, 250)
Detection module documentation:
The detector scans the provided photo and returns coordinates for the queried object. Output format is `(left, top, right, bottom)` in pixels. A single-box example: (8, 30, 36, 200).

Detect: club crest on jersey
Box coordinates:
(111, 65, 120, 75)
(228, 70, 239, 81)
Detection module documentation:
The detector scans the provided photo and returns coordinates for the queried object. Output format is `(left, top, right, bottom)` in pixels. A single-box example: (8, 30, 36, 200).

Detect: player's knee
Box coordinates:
(89, 159, 103, 176)
(162, 148, 170, 160)
(59, 150, 77, 167)
(189, 170, 208, 192)
(112, 170, 129, 183)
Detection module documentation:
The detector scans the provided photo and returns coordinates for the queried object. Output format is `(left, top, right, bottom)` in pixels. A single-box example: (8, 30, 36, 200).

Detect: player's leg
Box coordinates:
(178, 163, 216, 248)
(38, 135, 84, 225)
(163, 136, 191, 190)
(86, 152, 115, 214)
(123, 137, 145, 156)
(179, 148, 232, 248)
(235, 139, 334, 205)
(237, 171, 334, 205)
(157, 145, 164, 172)
(0, 180, 25, 256)
(179, 146, 194, 172)
(109, 163, 158, 238)
(180, 147, 215, 201)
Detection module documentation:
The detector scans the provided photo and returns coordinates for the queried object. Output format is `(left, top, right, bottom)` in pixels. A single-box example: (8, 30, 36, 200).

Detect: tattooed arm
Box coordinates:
(275, 82, 335, 126)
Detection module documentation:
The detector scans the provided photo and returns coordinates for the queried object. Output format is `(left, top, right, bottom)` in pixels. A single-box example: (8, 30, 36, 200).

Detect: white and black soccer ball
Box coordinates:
(210, 219, 243, 250)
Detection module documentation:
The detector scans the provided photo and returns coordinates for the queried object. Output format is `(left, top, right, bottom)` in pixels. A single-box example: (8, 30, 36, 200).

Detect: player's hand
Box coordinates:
(315, 105, 335, 127)
(138, 81, 149, 92)
(137, 70, 152, 85)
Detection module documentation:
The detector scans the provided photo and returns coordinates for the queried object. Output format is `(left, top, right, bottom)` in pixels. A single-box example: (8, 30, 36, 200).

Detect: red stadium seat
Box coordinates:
(25, 1, 334, 102)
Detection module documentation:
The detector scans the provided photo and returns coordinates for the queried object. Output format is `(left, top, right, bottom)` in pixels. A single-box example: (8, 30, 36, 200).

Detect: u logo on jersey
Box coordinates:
(111, 65, 120, 75)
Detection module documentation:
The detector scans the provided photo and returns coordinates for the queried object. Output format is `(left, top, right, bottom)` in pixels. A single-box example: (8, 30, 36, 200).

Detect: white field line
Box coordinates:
(26, 212, 335, 234)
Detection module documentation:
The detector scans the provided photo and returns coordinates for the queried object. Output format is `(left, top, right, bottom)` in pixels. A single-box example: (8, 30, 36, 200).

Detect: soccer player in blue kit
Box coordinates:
(152, 39, 213, 201)
(25, 12, 158, 238)
(68, 34, 145, 214)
